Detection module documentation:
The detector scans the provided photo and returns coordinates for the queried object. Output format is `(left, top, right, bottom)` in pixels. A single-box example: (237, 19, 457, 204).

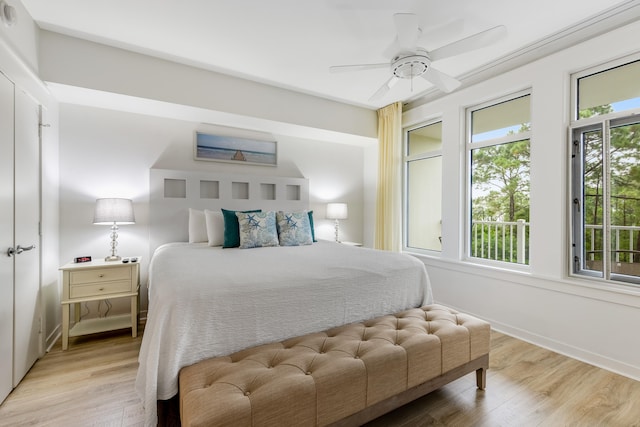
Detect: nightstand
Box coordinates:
(59, 257, 140, 350)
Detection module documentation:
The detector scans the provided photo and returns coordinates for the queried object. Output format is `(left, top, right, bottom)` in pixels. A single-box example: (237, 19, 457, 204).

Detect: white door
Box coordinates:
(0, 72, 14, 403)
(12, 87, 41, 386)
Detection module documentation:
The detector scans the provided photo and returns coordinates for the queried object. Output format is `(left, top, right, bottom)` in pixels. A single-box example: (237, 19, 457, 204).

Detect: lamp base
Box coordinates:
(105, 222, 121, 262)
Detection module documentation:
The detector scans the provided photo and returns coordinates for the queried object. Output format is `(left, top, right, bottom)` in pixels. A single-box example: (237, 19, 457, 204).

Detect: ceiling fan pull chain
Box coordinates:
(411, 64, 414, 92)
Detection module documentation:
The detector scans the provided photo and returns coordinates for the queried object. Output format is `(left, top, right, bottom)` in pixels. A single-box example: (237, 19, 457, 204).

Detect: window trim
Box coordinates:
(467, 90, 532, 147)
(402, 119, 443, 256)
(571, 51, 640, 124)
(464, 89, 532, 267)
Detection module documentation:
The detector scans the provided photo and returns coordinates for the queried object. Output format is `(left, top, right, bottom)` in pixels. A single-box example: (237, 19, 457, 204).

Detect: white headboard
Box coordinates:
(150, 168, 309, 252)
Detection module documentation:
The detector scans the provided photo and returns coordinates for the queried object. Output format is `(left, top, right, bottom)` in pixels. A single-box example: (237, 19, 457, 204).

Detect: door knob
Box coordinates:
(7, 244, 36, 256)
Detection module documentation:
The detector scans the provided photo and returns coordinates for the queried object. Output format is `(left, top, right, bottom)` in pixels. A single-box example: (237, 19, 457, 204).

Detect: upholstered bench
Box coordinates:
(179, 304, 490, 427)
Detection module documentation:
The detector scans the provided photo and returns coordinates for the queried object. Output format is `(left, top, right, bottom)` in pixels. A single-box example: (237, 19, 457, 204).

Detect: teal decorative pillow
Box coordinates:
(308, 210, 317, 242)
(221, 208, 261, 248)
(236, 211, 279, 249)
(277, 211, 313, 246)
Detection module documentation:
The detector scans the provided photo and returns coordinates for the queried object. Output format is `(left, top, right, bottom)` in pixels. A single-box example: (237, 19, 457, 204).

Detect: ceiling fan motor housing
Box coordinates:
(392, 52, 430, 79)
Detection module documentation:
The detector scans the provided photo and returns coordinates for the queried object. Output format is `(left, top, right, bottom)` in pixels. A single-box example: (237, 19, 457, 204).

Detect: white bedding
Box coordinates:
(136, 240, 432, 426)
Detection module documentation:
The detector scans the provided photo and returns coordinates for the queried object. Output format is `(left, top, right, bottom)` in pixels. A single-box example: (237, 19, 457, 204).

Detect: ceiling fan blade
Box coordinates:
(329, 63, 389, 73)
(384, 17, 464, 59)
(394, 13, 421, 52)
(422, 67, 461, 93)
(369, 75, 399, 101)
(429, 25, 507, 62)
(382, 40, 400, 59)
(421, 18, 464, 43)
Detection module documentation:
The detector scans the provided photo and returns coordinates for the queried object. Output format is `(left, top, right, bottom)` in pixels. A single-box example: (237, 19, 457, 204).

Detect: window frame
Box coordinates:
(571, 53, 640, 124)
(569, 55, 640, 286)
(570, 116, 640, 286)
(402, 119, 443, 256)
(464, 90, 532, 268)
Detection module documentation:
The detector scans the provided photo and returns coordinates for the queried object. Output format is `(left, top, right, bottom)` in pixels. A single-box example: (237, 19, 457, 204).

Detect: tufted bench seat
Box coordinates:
(179, 304, 490, 426)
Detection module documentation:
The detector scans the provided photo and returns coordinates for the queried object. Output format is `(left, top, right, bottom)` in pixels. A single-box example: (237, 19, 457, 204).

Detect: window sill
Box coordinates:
(409, 254, 640, 309)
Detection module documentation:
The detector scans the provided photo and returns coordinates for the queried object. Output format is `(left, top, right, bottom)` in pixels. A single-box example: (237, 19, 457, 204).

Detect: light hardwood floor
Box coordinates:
(1, 327, 639, 426)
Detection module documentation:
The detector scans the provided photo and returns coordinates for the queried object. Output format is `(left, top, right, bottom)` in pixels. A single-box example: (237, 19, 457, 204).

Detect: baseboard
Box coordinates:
(45, 325, 61, 353)
(435, 301, 640, 382)
(491, 321, 640, 382)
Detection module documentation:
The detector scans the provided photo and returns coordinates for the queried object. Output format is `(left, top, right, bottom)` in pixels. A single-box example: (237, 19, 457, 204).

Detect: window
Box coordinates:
(577, 59, 640, 119)
(571, 58, 640, 285)
(404, 121, 442, 252)
(467, 93, 531, 264)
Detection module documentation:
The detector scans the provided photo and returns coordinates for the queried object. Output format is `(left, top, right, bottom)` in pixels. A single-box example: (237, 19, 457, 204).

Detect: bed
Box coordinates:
(136, 169, 433, 426)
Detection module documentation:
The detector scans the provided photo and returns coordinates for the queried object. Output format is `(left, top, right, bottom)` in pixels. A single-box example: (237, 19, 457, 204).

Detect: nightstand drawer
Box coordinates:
(70, 280, 133, 298)
(70, 267, 131, 285)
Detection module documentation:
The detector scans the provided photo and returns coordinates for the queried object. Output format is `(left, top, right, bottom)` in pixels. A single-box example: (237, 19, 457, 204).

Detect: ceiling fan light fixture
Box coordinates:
(392, 53, 430, 79)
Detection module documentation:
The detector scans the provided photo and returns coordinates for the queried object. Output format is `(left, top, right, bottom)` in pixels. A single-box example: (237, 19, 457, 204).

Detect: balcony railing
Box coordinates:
(471, 219, 528, 264)
(584, 224, 640, 263)
(471, 220, 640, 267)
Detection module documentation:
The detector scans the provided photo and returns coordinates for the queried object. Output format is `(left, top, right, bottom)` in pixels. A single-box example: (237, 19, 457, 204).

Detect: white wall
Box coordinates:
(58, 104, 365, 316)
(40, 102, 59, 350)
(404, 20, 640, 380)
(39, 30, 377, 143)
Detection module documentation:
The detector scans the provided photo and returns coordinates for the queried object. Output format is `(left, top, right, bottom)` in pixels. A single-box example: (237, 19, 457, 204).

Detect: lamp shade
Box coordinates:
(326, 203, 348, 220)
(93, 198, 135, 225)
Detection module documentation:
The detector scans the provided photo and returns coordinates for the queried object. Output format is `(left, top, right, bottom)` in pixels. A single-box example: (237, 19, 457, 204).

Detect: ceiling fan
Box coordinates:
(329, 13, 507, 101)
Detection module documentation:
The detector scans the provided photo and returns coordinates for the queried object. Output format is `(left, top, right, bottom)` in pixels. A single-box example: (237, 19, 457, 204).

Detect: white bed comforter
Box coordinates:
(136, 240, 432, 426)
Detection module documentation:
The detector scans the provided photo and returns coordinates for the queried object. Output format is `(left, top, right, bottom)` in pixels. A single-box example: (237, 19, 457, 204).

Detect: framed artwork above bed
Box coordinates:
(194, 131, 277, 166)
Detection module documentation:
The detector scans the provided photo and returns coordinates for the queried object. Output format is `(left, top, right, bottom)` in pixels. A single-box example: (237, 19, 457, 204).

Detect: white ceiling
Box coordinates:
(20, 0, 636, 110)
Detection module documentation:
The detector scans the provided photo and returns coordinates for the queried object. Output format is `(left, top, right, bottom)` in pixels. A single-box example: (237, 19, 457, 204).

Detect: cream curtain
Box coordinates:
(374, 101, 402, 252)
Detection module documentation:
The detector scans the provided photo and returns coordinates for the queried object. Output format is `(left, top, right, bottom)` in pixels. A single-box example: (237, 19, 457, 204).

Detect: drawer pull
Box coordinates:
(98, 274, 105, 277)
(99, 287, 105, 291)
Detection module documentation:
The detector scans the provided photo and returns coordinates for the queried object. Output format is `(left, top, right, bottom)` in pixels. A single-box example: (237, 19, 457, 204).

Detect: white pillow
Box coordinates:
(204, 209, 224, 247)
(188, 208, 208, 243)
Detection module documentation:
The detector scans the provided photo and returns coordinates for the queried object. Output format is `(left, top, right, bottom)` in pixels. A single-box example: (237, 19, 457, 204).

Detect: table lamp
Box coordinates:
(326, 202, 348, 242)
(93, 198, 135, 261)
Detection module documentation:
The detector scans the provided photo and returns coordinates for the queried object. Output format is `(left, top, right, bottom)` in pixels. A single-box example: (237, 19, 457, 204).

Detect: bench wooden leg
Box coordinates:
(476, 366, 487, 390)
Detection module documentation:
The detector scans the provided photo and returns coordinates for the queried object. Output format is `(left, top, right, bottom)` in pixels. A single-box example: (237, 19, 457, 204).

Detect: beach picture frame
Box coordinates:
(194, 131, 277, 166)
